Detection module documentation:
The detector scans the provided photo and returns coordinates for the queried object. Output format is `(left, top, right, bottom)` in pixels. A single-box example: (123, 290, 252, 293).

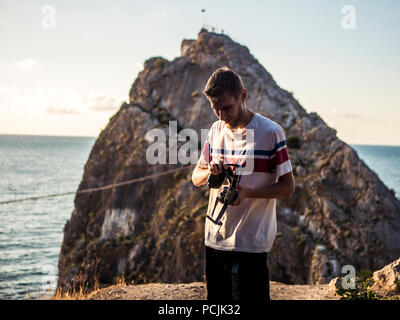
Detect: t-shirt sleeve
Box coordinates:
(197, 128, 212, 166)
(197, 123, 216, 165)
(273, 125, 292, 178)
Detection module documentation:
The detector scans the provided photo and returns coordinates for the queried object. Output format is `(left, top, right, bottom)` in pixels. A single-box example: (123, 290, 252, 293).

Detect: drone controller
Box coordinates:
(206, 163, 242, 225)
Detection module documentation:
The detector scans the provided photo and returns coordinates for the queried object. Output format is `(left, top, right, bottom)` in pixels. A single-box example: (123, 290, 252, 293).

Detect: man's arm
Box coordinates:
(191, 164, 210, 186)
(192, 162, 223, 187)
(231, 171, 295, 205)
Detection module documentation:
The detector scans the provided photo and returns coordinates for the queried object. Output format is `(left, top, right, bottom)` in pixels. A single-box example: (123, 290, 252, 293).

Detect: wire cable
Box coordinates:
(0, 164, 196, 205)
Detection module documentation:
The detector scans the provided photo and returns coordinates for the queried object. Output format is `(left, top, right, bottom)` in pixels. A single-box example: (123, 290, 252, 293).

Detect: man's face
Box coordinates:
(208, 90, 245, 129)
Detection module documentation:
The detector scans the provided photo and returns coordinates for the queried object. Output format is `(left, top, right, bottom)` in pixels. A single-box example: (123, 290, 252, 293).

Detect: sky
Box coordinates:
(0, 0, 399, 145)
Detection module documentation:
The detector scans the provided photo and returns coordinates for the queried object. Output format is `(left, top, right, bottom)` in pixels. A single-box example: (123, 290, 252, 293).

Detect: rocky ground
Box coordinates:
(52, 258, 399, 300)
(82, 281, 339, 300)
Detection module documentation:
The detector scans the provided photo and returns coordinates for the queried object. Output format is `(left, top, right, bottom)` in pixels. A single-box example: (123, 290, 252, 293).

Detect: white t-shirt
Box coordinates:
(198, 112, 292, 253)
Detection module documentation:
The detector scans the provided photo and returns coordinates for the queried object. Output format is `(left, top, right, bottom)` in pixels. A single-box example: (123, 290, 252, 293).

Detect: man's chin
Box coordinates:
(224, 120, 236, 128)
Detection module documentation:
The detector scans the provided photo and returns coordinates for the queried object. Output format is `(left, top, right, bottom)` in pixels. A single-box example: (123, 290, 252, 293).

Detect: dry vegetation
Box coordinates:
(47, 275, 339, 300)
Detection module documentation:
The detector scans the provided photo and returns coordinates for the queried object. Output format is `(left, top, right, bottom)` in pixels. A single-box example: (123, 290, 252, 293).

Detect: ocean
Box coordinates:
(0, 135, 95, 299)
(0, 135, 399, 300)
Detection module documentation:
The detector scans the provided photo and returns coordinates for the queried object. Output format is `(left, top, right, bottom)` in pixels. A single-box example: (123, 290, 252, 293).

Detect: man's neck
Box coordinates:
(227, 107, 255, 131)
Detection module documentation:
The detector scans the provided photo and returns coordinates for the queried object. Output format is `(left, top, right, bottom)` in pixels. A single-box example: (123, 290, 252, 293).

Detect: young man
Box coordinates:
(192, 67, 295, 300)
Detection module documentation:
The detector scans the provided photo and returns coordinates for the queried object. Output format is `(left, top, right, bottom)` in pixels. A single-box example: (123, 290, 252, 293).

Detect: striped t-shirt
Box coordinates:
(198, 112, 292, 253)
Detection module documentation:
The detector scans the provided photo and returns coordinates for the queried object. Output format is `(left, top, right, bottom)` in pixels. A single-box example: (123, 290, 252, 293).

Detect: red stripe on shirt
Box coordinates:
(201, 142, 211, 163)
(225, 148, 289, 173)
(275, 147, 289, 166)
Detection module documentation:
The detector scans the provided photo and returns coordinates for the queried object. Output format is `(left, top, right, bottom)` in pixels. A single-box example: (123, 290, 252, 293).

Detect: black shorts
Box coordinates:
(205, 246, 270, 301)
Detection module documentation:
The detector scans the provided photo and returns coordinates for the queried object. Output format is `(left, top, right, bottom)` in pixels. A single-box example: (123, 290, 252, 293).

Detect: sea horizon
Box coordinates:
(0, 133, 399, 148)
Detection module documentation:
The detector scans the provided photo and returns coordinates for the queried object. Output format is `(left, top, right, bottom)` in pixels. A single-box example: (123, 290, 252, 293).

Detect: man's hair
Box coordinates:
(203, 67, 244, 100)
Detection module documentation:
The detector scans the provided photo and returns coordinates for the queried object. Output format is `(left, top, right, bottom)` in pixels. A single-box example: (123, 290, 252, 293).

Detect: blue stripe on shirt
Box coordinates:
(210, 140, 286, 156)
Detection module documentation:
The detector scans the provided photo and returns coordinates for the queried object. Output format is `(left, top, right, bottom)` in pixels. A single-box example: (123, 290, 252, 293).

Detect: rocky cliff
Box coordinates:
(57, 29, 400, 293)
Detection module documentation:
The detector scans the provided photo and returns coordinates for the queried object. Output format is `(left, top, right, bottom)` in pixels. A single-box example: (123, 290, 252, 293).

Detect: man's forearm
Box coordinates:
(192, 166, 210, 186)
(243, 181, 293, 199)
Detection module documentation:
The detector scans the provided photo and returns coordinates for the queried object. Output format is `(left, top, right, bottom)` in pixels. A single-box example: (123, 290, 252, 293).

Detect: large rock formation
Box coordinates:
(371, 258, 400, 294)
(328, 258, 400, 297)
(57, 29, 400, 292)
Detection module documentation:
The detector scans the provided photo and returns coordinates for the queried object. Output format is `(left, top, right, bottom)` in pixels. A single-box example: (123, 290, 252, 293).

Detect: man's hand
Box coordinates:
(230, 185, 249, 206)
(209, 162, 224, 175)
(192, 160, 225, 187)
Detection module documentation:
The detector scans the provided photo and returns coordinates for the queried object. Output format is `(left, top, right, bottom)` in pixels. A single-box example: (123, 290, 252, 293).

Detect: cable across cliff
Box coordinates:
(0, 164, 195, 205)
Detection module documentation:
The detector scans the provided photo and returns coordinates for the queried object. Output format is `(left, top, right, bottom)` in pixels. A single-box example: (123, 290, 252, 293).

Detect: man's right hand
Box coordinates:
(209, 162, 224, 175)
(192, 161, 225, 186)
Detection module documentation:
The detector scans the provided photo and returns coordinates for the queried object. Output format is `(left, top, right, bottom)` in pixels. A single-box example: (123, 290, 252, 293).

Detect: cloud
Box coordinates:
(88, 95, 120, 112)
(342, 112, 363, 119)
(324, 108, 391, 125)
(0, 85, 121, 116)
(46, 107, 82, 115)
(10, 58, 37, 71)
(339, 112, 389, 125)
(43, 87, 85, 115)
(0, 86, 18, 95)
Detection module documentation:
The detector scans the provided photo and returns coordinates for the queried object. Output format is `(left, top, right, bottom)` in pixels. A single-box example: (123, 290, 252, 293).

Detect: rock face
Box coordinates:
(328, 258, 400, 296)
(57, 29, 400, 292)
(371, 258, 400, 294)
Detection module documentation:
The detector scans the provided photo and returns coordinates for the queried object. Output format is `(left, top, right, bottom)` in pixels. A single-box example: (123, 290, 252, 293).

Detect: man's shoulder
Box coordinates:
(254, 113, 283, 133)
(209, 119, 223, 133)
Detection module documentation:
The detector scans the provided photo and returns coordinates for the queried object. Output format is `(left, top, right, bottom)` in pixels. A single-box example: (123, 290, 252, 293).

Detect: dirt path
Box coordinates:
(84, 281, 339, 300)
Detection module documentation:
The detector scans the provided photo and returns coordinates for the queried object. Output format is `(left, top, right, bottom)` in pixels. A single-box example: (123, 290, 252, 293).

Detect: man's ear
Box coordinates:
(241, 88, 248, 102)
